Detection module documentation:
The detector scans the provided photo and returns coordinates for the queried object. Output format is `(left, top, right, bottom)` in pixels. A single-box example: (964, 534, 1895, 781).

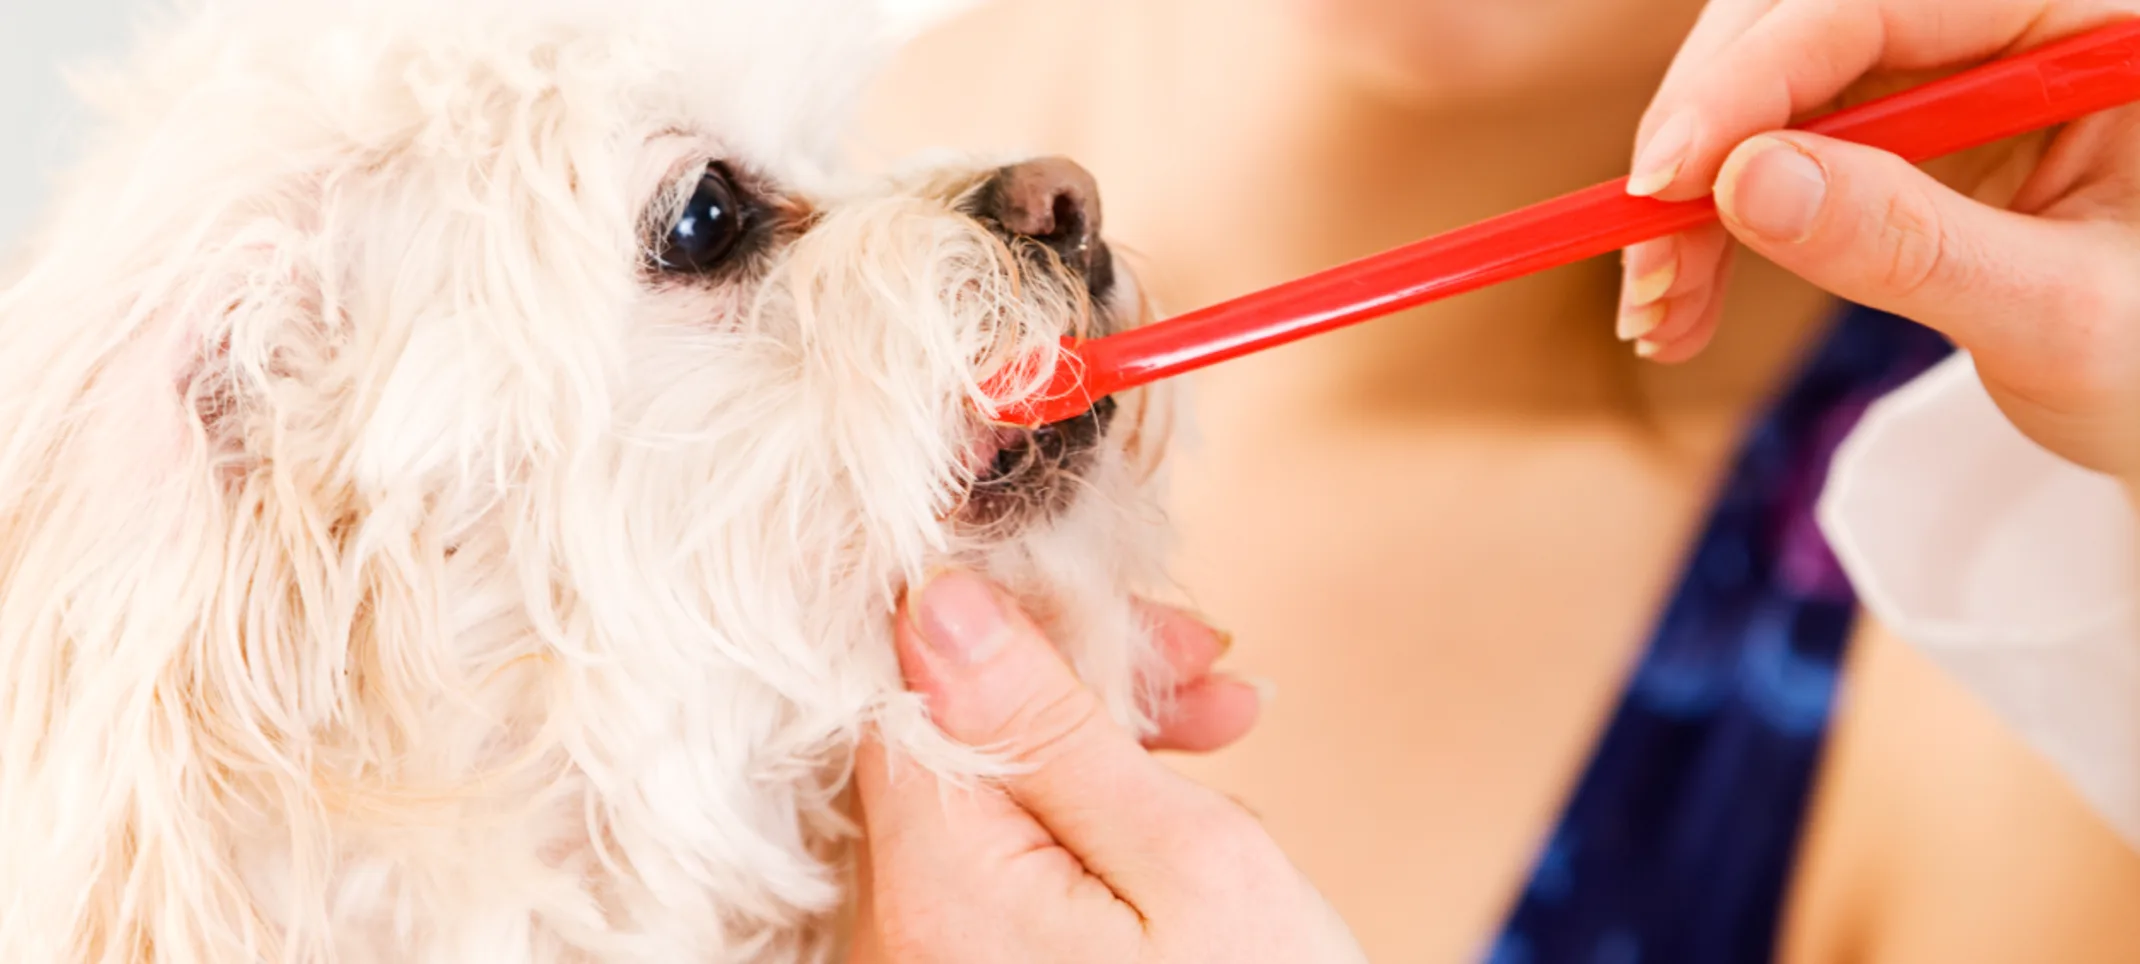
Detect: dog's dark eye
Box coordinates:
(658, 166, 750, 274)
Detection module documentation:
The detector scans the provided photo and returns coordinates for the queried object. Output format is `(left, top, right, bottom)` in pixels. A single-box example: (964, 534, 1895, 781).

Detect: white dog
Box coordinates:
(0, 1, 1174, 961)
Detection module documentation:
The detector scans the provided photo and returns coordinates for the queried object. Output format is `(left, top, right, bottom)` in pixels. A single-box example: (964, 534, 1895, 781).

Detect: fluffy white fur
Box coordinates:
(0, 1, 1172, 961)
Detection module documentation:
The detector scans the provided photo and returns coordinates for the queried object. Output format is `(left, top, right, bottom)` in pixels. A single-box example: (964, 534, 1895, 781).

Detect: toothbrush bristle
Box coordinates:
(978, 341, 1096, 428)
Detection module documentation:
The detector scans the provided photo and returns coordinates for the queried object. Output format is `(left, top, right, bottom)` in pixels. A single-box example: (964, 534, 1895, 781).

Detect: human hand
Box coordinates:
(1617, 0, 2140, 485)
(847, 570, 1366, 964)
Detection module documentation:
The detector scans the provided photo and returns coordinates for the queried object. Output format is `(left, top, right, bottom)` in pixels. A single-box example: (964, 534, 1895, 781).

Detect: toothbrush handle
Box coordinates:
(1080, 18, 2140, 397)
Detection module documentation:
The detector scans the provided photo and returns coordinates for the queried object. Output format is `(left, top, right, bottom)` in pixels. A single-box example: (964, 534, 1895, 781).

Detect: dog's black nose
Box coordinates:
(976, 157, 1113, 297)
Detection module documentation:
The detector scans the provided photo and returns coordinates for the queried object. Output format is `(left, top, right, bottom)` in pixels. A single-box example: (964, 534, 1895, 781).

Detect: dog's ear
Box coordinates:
(184, 235, 334, 486)
(0, 195, 355, 958)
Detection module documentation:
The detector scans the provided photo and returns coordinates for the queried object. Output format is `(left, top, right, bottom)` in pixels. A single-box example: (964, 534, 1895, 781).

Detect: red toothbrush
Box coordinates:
(983, 19, 2140, 427)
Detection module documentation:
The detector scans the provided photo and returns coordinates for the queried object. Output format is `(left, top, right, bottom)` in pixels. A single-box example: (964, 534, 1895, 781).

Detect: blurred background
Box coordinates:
(0, 1, 142, 246)
(0, 0, 978, 247)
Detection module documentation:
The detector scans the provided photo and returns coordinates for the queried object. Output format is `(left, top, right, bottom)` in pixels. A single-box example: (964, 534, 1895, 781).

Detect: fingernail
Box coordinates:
(1625, 260, 1676, 308)
(1156, 602, 1234, 657)
(1634, 338, 1665, 359)
(913, 570, 1012, 665)
(1617, 302, 1667, 342)
(1182, 607, 1235, 657)
(1240, 675, 1278, 709)
(1721, 136, 1827, 243)
(1617, 239, 1675, 340)
(1627, 112, 1696, 197)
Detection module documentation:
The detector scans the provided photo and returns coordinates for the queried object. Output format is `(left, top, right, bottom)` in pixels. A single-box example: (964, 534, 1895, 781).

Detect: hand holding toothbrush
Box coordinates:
(1624, 0, 2140, 490)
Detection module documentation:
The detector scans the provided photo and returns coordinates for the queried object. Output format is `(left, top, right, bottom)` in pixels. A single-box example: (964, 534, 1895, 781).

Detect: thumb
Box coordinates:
(1712, 131, 2108, 368)
(892, 569, 1204, 888)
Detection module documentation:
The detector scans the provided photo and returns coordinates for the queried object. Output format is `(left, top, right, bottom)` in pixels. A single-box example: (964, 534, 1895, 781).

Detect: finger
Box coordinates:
(1135, 602, 1263, 752)
(1634, 290, 1730, 364)
(1712, 130, 2123, 379)
(1631, 0, 1781, 193)
(1139, 600, 1234, 684)
(1628, 0, 2133, 200)
(1617, 222, 1733, 343)
(897, 569, 1217, 896)
(2010, 105, 2140, 214)
(852, 732, 1051, 890)
(852, 734, 1138, 957)
(1633, 257, 1734, 364)
(1145, 674, 1268, 753)
(1647, 0, 1783, 110)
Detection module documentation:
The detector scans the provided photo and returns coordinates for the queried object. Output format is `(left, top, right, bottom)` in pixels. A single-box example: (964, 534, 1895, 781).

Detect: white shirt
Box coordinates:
(1820, 353, 2140, 846)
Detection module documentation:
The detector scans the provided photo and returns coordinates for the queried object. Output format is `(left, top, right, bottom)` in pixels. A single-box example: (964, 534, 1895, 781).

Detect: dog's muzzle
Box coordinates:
(956, 157, 1123, 527)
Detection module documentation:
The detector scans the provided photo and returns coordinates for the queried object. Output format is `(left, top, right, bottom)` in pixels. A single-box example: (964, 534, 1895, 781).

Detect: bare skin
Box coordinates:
(860, 0, 2140, 961)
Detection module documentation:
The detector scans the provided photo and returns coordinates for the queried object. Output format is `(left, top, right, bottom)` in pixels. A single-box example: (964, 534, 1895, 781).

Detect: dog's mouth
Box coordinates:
(956, 395, 1119, 528)
(952, 255, 1131, 529)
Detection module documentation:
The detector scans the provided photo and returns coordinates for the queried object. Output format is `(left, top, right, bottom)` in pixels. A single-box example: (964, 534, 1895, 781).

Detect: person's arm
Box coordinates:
(1783, 619, 2140, 964)
(849, 570, 1365, 964)
(1819, 352, 2140, 847)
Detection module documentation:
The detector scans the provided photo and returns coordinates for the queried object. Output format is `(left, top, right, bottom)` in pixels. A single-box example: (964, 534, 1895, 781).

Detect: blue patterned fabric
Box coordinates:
(1486, 305, 1953, 964)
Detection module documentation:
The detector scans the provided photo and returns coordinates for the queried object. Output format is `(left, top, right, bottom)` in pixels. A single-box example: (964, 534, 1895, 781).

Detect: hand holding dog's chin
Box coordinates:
(848, 570, 1367, 964)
